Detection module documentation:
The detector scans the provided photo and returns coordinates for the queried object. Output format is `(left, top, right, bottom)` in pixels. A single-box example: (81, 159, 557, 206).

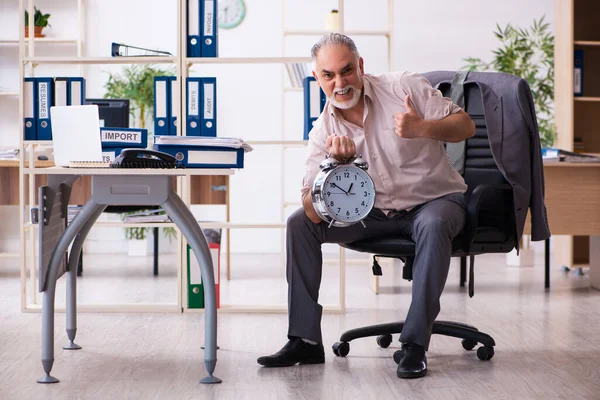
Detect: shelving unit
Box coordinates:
(553, 0, 599, 270)
(12, 0, 395, 313)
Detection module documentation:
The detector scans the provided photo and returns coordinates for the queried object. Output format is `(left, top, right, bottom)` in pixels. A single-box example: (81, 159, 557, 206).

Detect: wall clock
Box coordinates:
(218, 0, 246, 29)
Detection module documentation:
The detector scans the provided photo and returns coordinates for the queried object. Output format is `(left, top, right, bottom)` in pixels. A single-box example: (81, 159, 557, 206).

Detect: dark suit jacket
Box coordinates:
(422, 71, 551, 245)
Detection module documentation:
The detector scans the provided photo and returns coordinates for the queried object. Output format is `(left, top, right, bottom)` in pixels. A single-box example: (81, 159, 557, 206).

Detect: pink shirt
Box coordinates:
(301, 71, 468, 214)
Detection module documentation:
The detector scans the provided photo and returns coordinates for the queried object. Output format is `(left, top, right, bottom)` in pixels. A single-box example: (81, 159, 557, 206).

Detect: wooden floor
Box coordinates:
(1, 247, 600, 399)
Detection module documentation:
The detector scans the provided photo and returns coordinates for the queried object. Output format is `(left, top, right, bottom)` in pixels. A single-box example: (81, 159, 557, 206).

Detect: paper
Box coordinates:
(154, 136, 253, 152)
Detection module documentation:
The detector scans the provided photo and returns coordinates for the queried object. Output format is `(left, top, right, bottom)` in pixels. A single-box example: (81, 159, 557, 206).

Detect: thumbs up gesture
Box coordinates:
(393, 95, 423, 139)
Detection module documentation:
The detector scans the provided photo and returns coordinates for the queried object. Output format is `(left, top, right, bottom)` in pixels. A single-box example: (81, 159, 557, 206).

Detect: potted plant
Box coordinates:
(24, 7, 51, 38)
(462, 17, 555, 148)
(104, 64, 176, 130)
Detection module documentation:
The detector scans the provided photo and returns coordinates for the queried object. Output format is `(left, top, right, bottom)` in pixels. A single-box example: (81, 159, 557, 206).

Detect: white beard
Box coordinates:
(329, 85, 362, 110)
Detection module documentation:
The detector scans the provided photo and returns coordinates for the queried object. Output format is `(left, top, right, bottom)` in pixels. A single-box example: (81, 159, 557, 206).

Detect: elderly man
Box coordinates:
(257, 33, 475, 379)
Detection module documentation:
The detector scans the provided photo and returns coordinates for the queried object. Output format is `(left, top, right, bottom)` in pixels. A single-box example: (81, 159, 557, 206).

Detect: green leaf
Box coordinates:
(461, 15, 555, 147)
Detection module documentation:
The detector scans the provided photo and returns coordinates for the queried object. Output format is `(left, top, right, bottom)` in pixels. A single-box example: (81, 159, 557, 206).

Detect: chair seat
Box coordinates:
(341, 225, 506, 257)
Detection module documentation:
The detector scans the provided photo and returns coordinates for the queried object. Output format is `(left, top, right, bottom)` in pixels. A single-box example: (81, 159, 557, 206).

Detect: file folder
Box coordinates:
(187, 242, 220, 309)
(100, 127, 148, 148)
(303, 76, 327, 140)
(201, 77, 217, 136)
(170, 77, 178, 134)
(154, 76, 170, 135)
(23, 77, 37, 141)
(36, 77, 54, 141)
(67, 77, 85, 106)
(186, 77, 202, 135)
(154, 144, 244, 168)
(200, 0, 218, 57)
(187, 0, 201, 57)
(54, 78, 68, 107)
(54, 77, 85, 107)
(574, 49, 584, 97)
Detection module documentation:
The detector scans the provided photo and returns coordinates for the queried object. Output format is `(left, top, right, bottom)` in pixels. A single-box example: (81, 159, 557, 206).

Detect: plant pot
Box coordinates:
(128, 238, 148, 257)
(24, 26, 45, 38)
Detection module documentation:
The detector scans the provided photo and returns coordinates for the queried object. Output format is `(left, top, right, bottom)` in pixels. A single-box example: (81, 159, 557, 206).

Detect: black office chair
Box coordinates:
(333, 81, 517, 363)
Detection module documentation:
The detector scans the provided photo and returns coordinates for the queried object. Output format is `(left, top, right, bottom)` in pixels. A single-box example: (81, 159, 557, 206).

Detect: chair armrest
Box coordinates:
(463, 184, 513, 251)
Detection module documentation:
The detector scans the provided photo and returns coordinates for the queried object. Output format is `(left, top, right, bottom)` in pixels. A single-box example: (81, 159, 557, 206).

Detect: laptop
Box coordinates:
(50, 105, 105, 167)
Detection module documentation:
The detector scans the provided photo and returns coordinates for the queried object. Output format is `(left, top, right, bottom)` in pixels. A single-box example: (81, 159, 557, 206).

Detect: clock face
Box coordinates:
(218, 0, 246, 29)
(322, 167, 375, 223)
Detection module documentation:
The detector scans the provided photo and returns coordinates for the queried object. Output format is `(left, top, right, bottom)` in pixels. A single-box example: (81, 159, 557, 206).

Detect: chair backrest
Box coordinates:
(437, 82, 514, 240)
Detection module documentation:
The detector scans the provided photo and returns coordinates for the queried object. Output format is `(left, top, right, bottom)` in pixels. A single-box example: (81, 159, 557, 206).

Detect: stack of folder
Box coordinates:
(100, 127, 148, 162)
(187, 0, 218, 58)
(154, 76, 217, 137)
(24, 77, 86, 140)
(153, 136, 252, 168)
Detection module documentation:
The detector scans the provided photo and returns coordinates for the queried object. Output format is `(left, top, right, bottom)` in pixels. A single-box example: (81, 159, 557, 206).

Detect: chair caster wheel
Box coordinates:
(376, 334, 392, 349)
(461, 339, 477, 351)
(332, 341, 350, 357)
(393, 349, 402, 364)
(476, 345, 494, 360)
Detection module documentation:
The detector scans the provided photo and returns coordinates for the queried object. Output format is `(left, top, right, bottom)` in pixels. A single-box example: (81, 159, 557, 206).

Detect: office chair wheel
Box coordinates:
(393, 350, 402, 364)
(376, 334, 392, 349)
(476, 346, 494, 361)
(332, 341, 350, 357)
(461, 339, 477, 351)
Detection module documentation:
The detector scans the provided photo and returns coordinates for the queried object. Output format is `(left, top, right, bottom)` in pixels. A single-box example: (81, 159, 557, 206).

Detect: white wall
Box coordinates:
(0, 0, 554, 254)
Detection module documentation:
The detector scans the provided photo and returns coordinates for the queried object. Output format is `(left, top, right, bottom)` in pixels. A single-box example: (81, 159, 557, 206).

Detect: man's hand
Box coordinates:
(326, 135, 356, 161)
(393, 95, 424, 139)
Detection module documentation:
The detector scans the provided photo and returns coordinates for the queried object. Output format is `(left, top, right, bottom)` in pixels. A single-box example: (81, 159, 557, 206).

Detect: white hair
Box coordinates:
(311, 33, 360, 71)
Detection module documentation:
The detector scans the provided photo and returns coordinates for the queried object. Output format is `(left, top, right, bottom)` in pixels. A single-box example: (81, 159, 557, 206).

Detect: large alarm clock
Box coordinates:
(311, 155, 376, 228)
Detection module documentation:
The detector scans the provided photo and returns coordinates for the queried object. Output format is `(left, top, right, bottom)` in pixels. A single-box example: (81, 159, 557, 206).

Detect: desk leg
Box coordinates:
(38, 199, 105, 384)
(64, 204, 108, 350)
(162, 190, 222, 384)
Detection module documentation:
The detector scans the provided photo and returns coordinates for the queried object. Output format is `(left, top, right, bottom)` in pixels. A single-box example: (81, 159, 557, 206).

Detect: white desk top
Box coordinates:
(22, 166, 235, 176)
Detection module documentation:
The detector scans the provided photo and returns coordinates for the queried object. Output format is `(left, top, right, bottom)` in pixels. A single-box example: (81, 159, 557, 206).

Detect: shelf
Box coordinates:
(0, 252, 19, 259)
(23, 56, 177, 65)
(284, 30, 390, 37)
(186, 56, 312, 65)
(575, 41, 600, 46)
(575, 97, 600, 102)
(0, 39, 78, 45)
(0, 92, 19, 96)
(0, 160, 53, 167)
(23, 140, 54, 146)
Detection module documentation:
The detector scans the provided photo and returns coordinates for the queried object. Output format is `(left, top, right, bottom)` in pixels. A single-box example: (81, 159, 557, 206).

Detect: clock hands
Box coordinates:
(331, 183, 349, 195)
(347, 183, 353, 194)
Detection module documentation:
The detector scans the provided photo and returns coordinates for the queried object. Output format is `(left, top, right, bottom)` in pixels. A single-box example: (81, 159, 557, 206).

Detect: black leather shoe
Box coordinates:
(396, 343, 427, 379)
(257, 338, 325, 367)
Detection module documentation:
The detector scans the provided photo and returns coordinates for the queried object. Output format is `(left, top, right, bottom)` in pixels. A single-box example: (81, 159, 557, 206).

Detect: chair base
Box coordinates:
(333, 320, 496, 361)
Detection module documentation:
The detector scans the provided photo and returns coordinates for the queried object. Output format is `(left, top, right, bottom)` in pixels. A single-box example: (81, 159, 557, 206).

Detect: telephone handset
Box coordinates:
(111, 148, 182, 169)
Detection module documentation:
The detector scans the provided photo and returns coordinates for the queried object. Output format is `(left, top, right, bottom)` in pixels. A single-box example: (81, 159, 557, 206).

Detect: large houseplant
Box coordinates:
(103, 65, 178, 246)
(462, 17, 555, 148)
(24, 7, 51, 38)
(104, 64, 175, 130)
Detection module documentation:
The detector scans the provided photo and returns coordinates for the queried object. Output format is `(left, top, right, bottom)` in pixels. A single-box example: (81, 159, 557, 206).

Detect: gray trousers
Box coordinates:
(286, 192, 466, 350)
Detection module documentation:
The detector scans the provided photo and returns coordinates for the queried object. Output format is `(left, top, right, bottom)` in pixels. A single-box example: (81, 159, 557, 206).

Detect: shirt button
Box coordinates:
(373, 154, 378, 159)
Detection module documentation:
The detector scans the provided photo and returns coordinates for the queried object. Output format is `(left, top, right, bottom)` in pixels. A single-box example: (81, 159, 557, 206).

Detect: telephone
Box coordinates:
(111, 148, 182, 169)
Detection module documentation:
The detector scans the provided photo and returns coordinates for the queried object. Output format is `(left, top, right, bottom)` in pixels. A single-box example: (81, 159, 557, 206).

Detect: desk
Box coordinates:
(525, 162, 600, 290)
(30, 166, 233, 385)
